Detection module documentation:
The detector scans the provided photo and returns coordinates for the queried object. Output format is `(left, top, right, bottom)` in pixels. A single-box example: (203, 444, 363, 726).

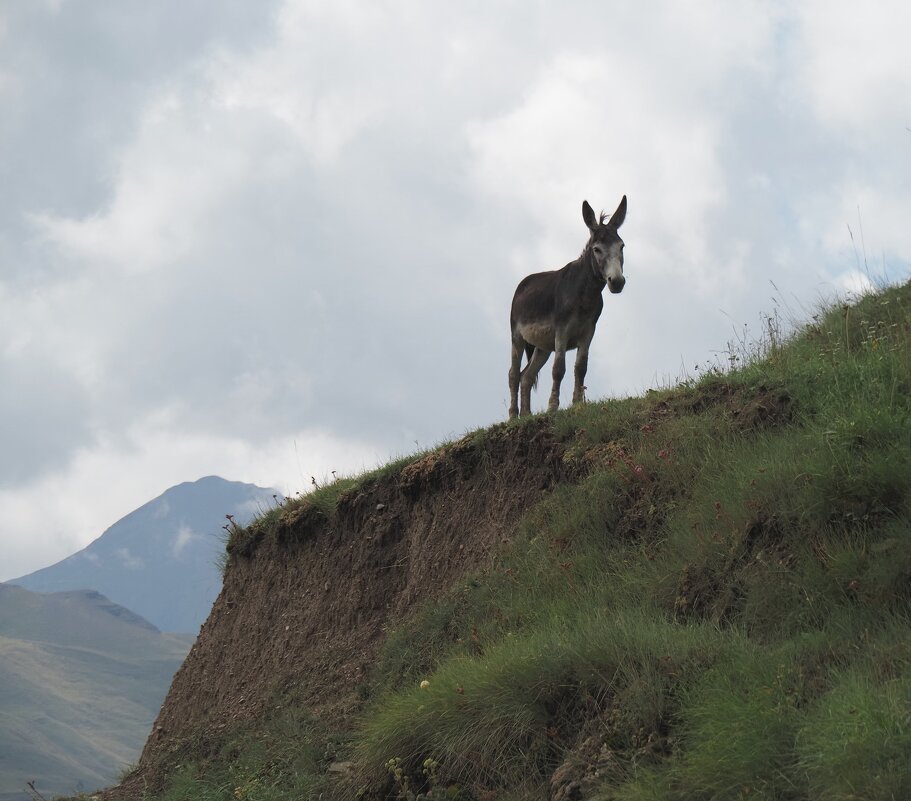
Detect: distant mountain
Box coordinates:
(0, 583, 194, 801)
(8, 476, 278, 633)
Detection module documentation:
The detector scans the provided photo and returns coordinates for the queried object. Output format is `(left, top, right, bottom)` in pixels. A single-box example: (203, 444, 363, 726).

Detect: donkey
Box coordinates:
(508, 195, 627, 418)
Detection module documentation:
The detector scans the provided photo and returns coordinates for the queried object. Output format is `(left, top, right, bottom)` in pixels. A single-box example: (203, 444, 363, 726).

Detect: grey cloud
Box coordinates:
(0, 0, 281, 281)
(2, 1, 911, 549)
(0, 355, 92, 487)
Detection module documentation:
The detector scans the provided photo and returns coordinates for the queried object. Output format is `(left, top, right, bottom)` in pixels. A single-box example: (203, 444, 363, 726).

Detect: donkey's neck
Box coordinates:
(576, 246, 607, 292)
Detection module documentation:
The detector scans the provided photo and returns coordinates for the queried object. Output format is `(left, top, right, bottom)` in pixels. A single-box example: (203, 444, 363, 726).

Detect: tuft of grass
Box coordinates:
(151, 707, 331, 801)
(667, 643, 805, 799)
(797, 660, 911, 801)
(358, 609, 724, 793)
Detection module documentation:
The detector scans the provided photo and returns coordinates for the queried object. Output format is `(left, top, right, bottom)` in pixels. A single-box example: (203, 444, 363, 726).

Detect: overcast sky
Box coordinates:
(2, 0, 910, 581)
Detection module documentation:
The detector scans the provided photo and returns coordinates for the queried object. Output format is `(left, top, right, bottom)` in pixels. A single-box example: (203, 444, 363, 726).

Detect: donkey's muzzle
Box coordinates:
(607, 275, 626, 294)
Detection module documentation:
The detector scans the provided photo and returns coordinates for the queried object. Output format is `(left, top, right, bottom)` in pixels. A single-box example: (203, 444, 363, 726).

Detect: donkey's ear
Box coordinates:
(607, 195, 627, 229)
(582, 200, 598, 231)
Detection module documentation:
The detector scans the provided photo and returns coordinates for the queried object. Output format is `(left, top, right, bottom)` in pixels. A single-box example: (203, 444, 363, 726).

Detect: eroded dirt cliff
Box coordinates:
(122, 419, 572, 794)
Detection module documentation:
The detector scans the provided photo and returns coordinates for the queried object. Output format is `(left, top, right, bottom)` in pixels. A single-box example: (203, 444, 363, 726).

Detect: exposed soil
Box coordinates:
(549, 694, 673, 801)
(651, 379, 794, 432)
(109, 419, 572, 798)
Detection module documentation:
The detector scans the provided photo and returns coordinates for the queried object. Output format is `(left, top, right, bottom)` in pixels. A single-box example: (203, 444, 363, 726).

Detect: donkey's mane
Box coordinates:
(579, 209, 609, 258)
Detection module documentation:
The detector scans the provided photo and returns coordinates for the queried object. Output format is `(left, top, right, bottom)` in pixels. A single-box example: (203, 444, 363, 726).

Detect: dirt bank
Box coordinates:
(117, 419, 571, 795)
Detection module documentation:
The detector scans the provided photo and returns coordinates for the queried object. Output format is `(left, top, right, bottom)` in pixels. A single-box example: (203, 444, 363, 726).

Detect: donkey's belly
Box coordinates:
(517, 321, 555, 351)
(518, 320, 591, 352)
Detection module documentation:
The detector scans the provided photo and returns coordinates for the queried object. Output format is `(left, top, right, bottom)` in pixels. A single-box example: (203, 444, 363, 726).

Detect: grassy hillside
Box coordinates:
(141, 281, 911, 801)
(0, 587, 192, 801)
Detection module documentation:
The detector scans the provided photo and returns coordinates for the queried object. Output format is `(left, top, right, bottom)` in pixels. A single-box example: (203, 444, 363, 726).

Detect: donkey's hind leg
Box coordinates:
(508, 338, 524, 419)
(520, 347, 550, 416)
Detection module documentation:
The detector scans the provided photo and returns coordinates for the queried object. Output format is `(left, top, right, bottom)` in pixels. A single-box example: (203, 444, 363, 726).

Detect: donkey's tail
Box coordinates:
(524, 343, 538, 390)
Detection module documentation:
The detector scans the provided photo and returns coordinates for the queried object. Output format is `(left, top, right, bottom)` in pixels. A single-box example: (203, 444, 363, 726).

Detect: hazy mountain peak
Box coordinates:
(7, 476, 278, 632)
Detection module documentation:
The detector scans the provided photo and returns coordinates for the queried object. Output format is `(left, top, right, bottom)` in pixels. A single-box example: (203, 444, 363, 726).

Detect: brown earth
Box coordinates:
(107, 418, 574, 798)
(649, 379, 794, 431)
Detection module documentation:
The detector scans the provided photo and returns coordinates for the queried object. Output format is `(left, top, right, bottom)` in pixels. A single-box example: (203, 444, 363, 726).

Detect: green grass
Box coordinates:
(359, 611, 725, 790)
(798, 659, 911, 801)
(147, 708, 331, 801)
(148, 280, 911, 801)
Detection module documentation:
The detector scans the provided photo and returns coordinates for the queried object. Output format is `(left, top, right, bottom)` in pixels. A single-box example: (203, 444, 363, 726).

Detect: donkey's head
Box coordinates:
(582, 195, 627, 294)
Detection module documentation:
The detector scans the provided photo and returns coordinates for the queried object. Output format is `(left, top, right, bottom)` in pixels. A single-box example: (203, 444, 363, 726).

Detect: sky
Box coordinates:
(2, 0, 910, 581)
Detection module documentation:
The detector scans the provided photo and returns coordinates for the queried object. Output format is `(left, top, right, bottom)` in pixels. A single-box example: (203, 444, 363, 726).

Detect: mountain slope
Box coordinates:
(9, 476, 277, 632)
(0, 585, 192, 801)
(102, 282, 911, 801)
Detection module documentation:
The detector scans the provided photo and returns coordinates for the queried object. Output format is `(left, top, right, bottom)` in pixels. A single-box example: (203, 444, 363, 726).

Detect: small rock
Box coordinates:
(328, 760, 355, 775)
(376, 503, 386, 511)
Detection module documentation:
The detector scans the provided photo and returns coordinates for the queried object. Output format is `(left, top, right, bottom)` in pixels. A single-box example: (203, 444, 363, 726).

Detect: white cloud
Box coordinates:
(115, 547, 144, 570)
(0, 67, 13, 99)
(834, 269, 875, 297)
(172, 524, 198, 557)
(208, 47, 380, 166)
(794, 1, 911, 135)
(153, 499, 171, 520)
(29, 91, 257, 275)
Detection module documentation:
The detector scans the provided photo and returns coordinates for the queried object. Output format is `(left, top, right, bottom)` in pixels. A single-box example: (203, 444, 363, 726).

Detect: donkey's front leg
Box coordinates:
(572, 335, 593, 405)
(572, 329, 597, 405)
